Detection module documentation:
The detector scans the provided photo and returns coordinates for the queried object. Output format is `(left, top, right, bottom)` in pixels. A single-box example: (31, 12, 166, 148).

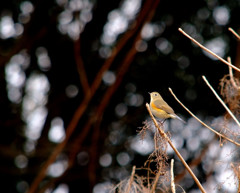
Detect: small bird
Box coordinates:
(149, 91, 185, 123)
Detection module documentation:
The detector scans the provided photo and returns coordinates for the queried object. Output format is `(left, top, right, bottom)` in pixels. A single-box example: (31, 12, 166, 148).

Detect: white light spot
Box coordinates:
(116, 152, 130, 166)
(99, 153, 112, 167)
(135, 40, 147, 52)
(52, 184, 69, 193)
(25, 74, 50, 105)
(99, 46, 112, 58)
(20, 1, 34, 15)
(65, 85, 79, 98)
(67, 20, 82, 40)
(121, 0, 141, 19)
(213, 6, 229, 26)
(0, 16, 15, 39)
(15, 155, 28, 169)
(186, 137, 200, 151)
(24, 140, 36, 153)
(156, 38, 173, 55)
(217, 169, 236, 192)
(203, 37, 226, 60)
(115, 103, 127, 117)
(58, 10, 73, 25)
(56, 0, 68, 7)
(141, 23, 156, 39)
(130, 135, 154, 155)
(93, 182, 112, 193)
(47, 159, 68, 177)
(69, 0, 83, 11)
(48, 117, 65, 143)
(5, 62, 26, 88)
(102, 71, 116, 85)
(125, 93, 143, 107)
(36, 47, 51, 71)
(24, 106, 48, 140)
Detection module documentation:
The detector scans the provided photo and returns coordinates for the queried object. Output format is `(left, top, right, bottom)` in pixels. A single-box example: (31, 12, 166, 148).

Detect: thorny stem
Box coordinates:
(146, 103, 207, 193)
(178, 28, 240, 73)
(169, 88, 240, 147)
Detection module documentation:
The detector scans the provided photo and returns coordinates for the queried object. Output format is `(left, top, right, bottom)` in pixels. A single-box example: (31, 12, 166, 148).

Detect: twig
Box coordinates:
(175, 140, 211, 182)
(171, 159, 176, 193)
(126, 166, 136, 193)
(34, 1, 161, 192)
(178, 28, 240, 73)
(146, 103, 207, 193)
(227, 57, 239, 89)
(228, 27, 240, 40)
(168, 88, 240, 147)
(202, 75, 240, 128)
(74, 38, 90, 94)
(151, 167, 162, 193)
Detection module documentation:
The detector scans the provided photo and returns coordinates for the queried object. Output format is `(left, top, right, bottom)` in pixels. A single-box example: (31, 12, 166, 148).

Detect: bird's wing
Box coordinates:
(154, 99, 175, 114)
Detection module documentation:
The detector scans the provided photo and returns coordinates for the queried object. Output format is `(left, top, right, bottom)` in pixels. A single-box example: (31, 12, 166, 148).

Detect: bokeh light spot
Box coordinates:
(116, 152, 130, 166)
(156, 38, 173, 55)
(65, 84, 79, 98)
(16, 181, 29, 193)
(115, 103, 128, 117)
(102, 71, 116, 85)
(52, 184, 69, 193)
(48, 117, 65, 143)
(99, 153, 112, 167)
(213, 6, 229, 26)
(15, 154, 28, 169)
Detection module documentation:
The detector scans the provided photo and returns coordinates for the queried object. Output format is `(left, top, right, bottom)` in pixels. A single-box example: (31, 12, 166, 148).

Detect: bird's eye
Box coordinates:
(154, 93, 158, 97)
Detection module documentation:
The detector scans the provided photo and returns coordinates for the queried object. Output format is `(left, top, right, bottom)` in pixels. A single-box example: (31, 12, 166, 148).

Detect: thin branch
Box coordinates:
(171, 159, 176, 193)
(74, 38, 90, 94)
(202, 75, 240, 128)
(228, 27, 240, 40)
(178, 28, 240, 73)
(151, 168, 162, 193)
(168, 88, 240, 147)
(34, 1, 161, 192)
(146, 103, 206, 193)
(126, 166, 136, 193)
(227, 57, 239, 89)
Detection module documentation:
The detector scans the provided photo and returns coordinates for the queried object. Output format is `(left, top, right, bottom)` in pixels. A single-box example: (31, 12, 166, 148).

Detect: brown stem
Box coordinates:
(146, 103, 206, 193)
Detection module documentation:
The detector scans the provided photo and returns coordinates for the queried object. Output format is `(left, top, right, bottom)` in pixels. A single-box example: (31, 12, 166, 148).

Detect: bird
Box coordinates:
(149, 91, 185, 123)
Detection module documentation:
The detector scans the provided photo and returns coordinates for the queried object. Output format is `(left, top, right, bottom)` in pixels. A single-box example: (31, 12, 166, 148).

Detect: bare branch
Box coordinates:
(171, 159, 176, 193)
(228, 27, 240, 40)
(202, 75, 240, 128)
(146, 103, 206, 193)
(126, 166, 136, 193)
(227, 57, 239, 89)
(169, 88, 240, 147)
(178, 28, 240, 73)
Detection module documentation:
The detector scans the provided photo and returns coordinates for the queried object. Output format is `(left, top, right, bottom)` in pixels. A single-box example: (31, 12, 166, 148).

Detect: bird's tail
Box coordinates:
(173, 114, 186, 123)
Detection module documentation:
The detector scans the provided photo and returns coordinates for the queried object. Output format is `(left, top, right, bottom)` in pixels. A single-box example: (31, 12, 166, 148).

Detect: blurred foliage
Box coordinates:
(0, 0, 240, 192)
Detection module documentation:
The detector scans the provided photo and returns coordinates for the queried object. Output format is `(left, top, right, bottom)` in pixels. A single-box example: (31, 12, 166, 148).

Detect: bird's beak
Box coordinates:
(148, 92, 151, 95)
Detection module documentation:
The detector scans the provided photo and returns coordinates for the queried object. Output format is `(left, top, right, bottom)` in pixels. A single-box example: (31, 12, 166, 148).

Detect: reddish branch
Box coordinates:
(28, 0, 161, 192)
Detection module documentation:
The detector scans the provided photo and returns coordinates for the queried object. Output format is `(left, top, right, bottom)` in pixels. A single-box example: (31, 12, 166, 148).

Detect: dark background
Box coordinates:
(0, 0, 240, 192)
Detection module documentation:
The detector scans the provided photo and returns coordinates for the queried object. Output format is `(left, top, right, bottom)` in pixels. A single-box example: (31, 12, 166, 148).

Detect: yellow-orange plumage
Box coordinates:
(149, 91, 185, 123)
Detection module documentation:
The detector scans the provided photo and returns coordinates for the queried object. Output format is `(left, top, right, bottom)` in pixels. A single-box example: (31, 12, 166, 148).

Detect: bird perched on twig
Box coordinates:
(149, 91, 185, 123)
